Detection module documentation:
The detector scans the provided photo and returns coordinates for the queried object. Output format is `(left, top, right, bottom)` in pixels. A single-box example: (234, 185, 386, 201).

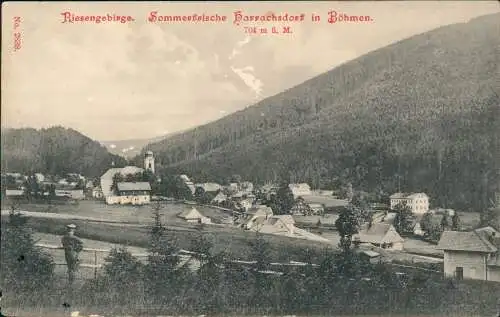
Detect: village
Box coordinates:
(2, 150, 499, 283)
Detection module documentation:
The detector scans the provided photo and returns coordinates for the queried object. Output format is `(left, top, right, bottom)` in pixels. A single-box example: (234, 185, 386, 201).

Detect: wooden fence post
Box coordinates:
(94, 250, 97, 279)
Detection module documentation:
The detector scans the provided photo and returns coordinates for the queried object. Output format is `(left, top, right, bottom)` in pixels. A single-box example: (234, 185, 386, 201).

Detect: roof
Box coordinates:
(212, 192, 227, 201)
(101, 168, 123, 180)
(117, 182, 151, 191)
(361, 250, 380, 258)
(301, 195, 348, 208)
(5, 189, 24, 196)
(437, 228, 498, 253)
(390, 192, 428, 199)
(246, 206, 273, 216)
(232, 191, 245, 198)
(308, 203, 324, 209)
(267, 215, 295, 226)
(289, 183, 311, 191)
(354, 223, 404, 244)
(178, 208, 204, 220)
(196, 183, 221, 192)
(120, 166, 144, 175)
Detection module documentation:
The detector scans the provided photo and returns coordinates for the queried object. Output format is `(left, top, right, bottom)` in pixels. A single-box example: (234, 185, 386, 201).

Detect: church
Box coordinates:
(99, 151, 156, 205)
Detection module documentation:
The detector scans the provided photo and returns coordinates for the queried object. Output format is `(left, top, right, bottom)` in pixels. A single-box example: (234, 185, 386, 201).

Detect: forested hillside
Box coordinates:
(1, 127, 127, 177)
(140, 13, 499, 212)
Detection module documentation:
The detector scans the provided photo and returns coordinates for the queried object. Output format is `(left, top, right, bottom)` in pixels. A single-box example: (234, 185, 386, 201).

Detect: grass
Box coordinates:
(6, 215, 332, 263)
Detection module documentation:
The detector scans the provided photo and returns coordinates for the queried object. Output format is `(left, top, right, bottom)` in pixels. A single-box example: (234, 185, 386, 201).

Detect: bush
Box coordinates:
(0, 207, 55, 304)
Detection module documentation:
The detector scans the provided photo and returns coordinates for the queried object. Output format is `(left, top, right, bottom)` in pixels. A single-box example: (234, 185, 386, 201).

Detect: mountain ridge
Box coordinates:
(135, 13, 500, 211)
(1, 126, 127, 178)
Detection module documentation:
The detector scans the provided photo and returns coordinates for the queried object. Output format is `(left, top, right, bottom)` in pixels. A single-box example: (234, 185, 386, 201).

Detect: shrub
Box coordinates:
(0, 206, 55, 304)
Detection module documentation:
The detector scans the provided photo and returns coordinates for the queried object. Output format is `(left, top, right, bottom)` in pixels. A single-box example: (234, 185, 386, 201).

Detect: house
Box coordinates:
(289, 183, 312, 199)
(106, 182, 151, 205)
(211, 192, 227, 204)
(437, 227, 500, 282)
(353, 223, 405, 250)
(239, 205, 273, 229)
(249, 215, 296, 235)
(178, 208, 211, 224)
(390, 192, 429, 214)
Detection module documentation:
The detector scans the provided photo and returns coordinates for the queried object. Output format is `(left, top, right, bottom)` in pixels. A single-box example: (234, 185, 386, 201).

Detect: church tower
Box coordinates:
(144, 151, 155, 174)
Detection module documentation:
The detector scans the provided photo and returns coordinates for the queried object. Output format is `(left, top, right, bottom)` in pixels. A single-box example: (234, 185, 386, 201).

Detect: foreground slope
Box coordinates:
(1, 127, 127, 177)
(141, 14, 499, 210)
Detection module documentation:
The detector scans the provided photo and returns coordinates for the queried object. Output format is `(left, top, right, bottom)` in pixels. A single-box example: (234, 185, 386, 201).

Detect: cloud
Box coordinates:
(229, 36, 251, 60)
(228, 36, 265, 100)
(230, 66, 264, 100)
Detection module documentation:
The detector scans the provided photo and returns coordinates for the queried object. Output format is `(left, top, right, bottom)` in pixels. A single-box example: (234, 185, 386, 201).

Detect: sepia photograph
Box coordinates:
(1, 1, 499, 316)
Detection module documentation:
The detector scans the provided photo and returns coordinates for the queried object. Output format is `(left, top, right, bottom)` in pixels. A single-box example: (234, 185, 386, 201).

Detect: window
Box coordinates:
(456, 267, 464, 280)
(470, 267, 477, 278)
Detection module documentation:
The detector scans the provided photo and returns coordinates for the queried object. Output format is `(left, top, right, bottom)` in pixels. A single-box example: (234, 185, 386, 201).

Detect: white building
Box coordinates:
(288, 183, 312, 199)
(437, 227, 500, 282)
(390, 192, 429, 214)
(177, 207, 211, 224)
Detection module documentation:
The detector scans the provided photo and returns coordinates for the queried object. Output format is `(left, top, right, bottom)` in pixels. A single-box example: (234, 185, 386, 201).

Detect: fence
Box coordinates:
(35, 243, 150, 280)
(36, 242, 442, 283)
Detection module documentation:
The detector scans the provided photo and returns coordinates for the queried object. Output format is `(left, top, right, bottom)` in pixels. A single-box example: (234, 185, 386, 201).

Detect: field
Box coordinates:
(1, 200, 451, 264)
(1, 205, 334, 264)
(4, 199, 232, 225)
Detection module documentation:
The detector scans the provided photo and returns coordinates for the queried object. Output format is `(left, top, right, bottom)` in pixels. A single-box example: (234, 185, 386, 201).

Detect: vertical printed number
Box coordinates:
(13, 16, 22, 51)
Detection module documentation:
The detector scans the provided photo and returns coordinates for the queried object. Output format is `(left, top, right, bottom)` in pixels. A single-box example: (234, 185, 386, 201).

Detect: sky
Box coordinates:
(2, 1, 499, 141)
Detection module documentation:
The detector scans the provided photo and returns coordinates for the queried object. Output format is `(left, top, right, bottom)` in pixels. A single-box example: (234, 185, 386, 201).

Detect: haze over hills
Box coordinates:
(135, 13, 500, 211)
(99, 129, 190, 158)
(1, 127, 127, 178)
(100, 135, 168, 158)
